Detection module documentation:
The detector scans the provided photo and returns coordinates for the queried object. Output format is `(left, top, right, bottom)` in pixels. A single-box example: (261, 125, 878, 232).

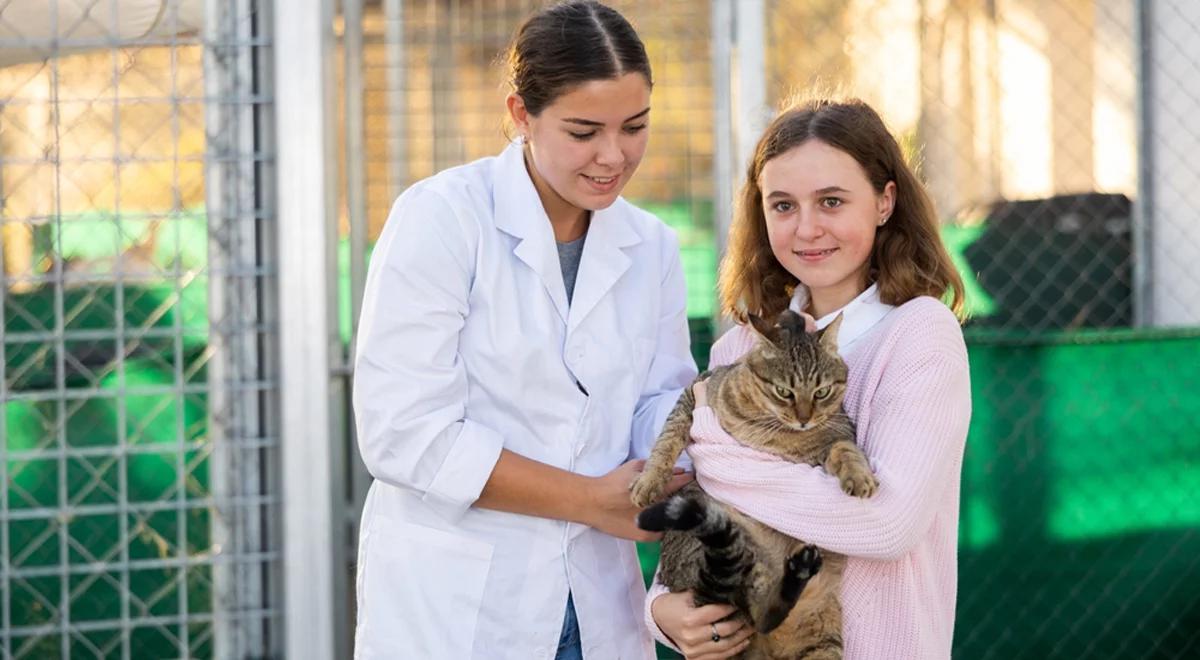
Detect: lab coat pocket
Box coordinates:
(356, 520, 494, 659)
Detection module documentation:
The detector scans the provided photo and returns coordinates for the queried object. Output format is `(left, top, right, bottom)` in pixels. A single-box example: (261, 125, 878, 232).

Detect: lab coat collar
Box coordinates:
(789, 283, 895, 355)
(492, 141, 642, 331)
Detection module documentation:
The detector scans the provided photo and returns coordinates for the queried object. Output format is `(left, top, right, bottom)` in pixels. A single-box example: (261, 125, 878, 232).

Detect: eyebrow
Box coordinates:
(765, 186, 851, 200)
(815, 186, 852, 195)
(561, 107, 651, 127)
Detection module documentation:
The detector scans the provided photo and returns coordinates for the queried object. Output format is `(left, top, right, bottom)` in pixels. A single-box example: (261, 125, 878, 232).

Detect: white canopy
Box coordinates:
(0, 0, 203, 67)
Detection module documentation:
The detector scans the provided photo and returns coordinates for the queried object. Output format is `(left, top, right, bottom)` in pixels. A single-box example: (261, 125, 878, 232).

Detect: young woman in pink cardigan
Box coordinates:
(646, 98, 971, 659)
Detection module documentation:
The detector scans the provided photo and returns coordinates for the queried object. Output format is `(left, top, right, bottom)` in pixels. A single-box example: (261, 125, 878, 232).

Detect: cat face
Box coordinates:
(745, 311, 848, 431)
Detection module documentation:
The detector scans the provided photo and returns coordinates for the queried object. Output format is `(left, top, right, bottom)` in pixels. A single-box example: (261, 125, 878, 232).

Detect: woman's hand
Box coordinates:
(582, 460, 692, 542)
(651, 591, 753, 659)
(800, 311, 817, 333)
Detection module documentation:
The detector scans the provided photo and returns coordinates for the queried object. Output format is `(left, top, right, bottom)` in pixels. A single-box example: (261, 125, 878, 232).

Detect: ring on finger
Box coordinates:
(710, 622, 721, 643)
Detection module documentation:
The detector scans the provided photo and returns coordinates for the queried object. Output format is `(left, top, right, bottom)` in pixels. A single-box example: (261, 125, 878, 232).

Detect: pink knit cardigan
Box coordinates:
(644, 296, 971, 659)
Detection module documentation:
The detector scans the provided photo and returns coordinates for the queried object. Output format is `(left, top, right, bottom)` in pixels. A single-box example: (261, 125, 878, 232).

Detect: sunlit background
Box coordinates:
(0, 1, 1197, 659)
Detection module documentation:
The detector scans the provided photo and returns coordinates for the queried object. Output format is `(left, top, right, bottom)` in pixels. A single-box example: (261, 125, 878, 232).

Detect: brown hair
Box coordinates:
(719, 97, 966, 323)
(505, 1, 651, 117)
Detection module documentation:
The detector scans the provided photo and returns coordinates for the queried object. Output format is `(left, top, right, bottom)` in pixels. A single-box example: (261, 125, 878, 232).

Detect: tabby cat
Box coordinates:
(629, 310, 877, 660)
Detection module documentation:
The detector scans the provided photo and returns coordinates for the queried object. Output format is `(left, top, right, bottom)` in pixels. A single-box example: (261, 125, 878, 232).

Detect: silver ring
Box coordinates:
(710, 623, 721, 643)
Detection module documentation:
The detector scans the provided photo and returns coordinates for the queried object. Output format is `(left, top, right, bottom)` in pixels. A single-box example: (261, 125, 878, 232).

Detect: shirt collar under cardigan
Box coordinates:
(789, 283, 896, 355)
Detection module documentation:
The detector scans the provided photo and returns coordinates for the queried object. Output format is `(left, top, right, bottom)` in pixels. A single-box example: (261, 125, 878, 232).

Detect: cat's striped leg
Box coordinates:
(751, 545, 823, 634)
(629, 384, 697, 507)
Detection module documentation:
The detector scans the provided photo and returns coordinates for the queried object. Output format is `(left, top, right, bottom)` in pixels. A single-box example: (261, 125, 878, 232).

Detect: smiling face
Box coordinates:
(507, 72, 651, 229)
(760, 139, 896, 316)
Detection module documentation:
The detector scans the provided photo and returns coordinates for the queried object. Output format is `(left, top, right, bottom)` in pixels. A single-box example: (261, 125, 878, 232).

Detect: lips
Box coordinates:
(582, 173, 620, 194)
(793, 248, 838, 261)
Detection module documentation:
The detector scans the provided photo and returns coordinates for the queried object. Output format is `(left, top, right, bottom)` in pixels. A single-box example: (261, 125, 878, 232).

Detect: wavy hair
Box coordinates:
(719, 97, 965, 323)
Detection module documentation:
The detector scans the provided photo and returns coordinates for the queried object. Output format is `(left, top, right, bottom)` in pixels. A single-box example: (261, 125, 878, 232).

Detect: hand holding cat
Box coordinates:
(585, 459, 692, 542)
(799, 312, 818, 332)
(650, 592, 753, 659)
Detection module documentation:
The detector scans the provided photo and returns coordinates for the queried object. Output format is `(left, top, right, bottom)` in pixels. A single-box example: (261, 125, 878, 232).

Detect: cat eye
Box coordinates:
(813, 386, 832, 400)
(774, 385, 792, 399)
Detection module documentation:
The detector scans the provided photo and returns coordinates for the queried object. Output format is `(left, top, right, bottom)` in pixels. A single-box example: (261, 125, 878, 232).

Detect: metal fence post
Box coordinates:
(712, 0, 734, 333)
(1134, 0, 1154, 327)
(713, 0, 768, 334)
(733, 0, 769, 173)
(275, 0, 338, 657)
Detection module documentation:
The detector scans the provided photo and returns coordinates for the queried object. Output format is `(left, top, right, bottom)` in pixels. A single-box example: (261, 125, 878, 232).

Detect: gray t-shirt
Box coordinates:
(556, 234, 586, 305)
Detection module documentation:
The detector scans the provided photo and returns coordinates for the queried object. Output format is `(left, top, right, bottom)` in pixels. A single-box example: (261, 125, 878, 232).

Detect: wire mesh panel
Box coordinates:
(337, 0, 718, 654)
(339, 0, 722, 569)
(349, 0, 718, 346)
(0, 1, 280, 658)
(335, 1, 1199, 658)
(759, 1, 1200, 657)
(761, 0, 1200, 335)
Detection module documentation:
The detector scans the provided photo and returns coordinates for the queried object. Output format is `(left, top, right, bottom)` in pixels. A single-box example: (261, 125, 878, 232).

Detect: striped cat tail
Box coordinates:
(636, 494, 706, 533)
(638, 493, 752, 607)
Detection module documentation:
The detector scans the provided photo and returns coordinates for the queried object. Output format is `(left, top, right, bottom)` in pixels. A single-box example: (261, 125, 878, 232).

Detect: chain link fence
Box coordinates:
(3, 0, 1195, 658)
(335, 1, 718, 655)
(1, 1, 280, 658)
(342, 0, 720, 346)
(337, 1, 1200, 658)
(758, 2, 1199, 657)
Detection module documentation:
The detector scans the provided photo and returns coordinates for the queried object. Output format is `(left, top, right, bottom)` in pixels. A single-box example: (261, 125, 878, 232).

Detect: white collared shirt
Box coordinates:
(789, 283, 897, 355)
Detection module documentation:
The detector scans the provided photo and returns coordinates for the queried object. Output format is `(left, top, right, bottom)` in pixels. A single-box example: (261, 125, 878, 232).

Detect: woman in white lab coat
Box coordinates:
(352, 2, 697, 658)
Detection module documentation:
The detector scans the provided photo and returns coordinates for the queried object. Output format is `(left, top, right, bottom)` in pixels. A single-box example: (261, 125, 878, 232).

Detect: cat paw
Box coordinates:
(839, 469, 878, 498)
(788, 545, 823, 580)
(629, 472, 666, 508)
(828, 444, 879, 498)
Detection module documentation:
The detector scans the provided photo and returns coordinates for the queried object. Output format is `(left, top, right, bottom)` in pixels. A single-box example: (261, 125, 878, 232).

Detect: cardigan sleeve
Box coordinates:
(643, 575, 683, 652)
(708, 324, 757, 369)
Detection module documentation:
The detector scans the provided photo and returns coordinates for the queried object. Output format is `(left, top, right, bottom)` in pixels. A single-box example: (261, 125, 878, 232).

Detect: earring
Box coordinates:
(878, 215, 889, 226)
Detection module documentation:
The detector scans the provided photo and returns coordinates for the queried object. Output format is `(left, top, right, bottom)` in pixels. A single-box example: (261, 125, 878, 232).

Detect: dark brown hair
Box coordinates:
(505, 1, 651, 116)
(719, 97, 966, 323)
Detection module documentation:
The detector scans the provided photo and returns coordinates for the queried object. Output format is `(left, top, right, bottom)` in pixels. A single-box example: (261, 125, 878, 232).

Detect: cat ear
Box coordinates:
(747, 313, 781, 347)
(818, 312, 845, 352)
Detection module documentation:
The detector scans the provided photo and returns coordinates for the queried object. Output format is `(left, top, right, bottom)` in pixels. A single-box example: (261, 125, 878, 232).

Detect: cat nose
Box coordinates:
(795, 403, 813, 424)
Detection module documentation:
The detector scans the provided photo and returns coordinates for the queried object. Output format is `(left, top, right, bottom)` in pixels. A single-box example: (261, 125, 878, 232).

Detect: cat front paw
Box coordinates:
(839, 468, 878, 498)
(629, 471, 668, 508)
(827, 443, 878, 498)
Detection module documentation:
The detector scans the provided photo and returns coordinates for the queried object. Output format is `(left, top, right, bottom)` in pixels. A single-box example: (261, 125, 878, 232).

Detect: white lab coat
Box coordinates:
(352, 142, 697, 659)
